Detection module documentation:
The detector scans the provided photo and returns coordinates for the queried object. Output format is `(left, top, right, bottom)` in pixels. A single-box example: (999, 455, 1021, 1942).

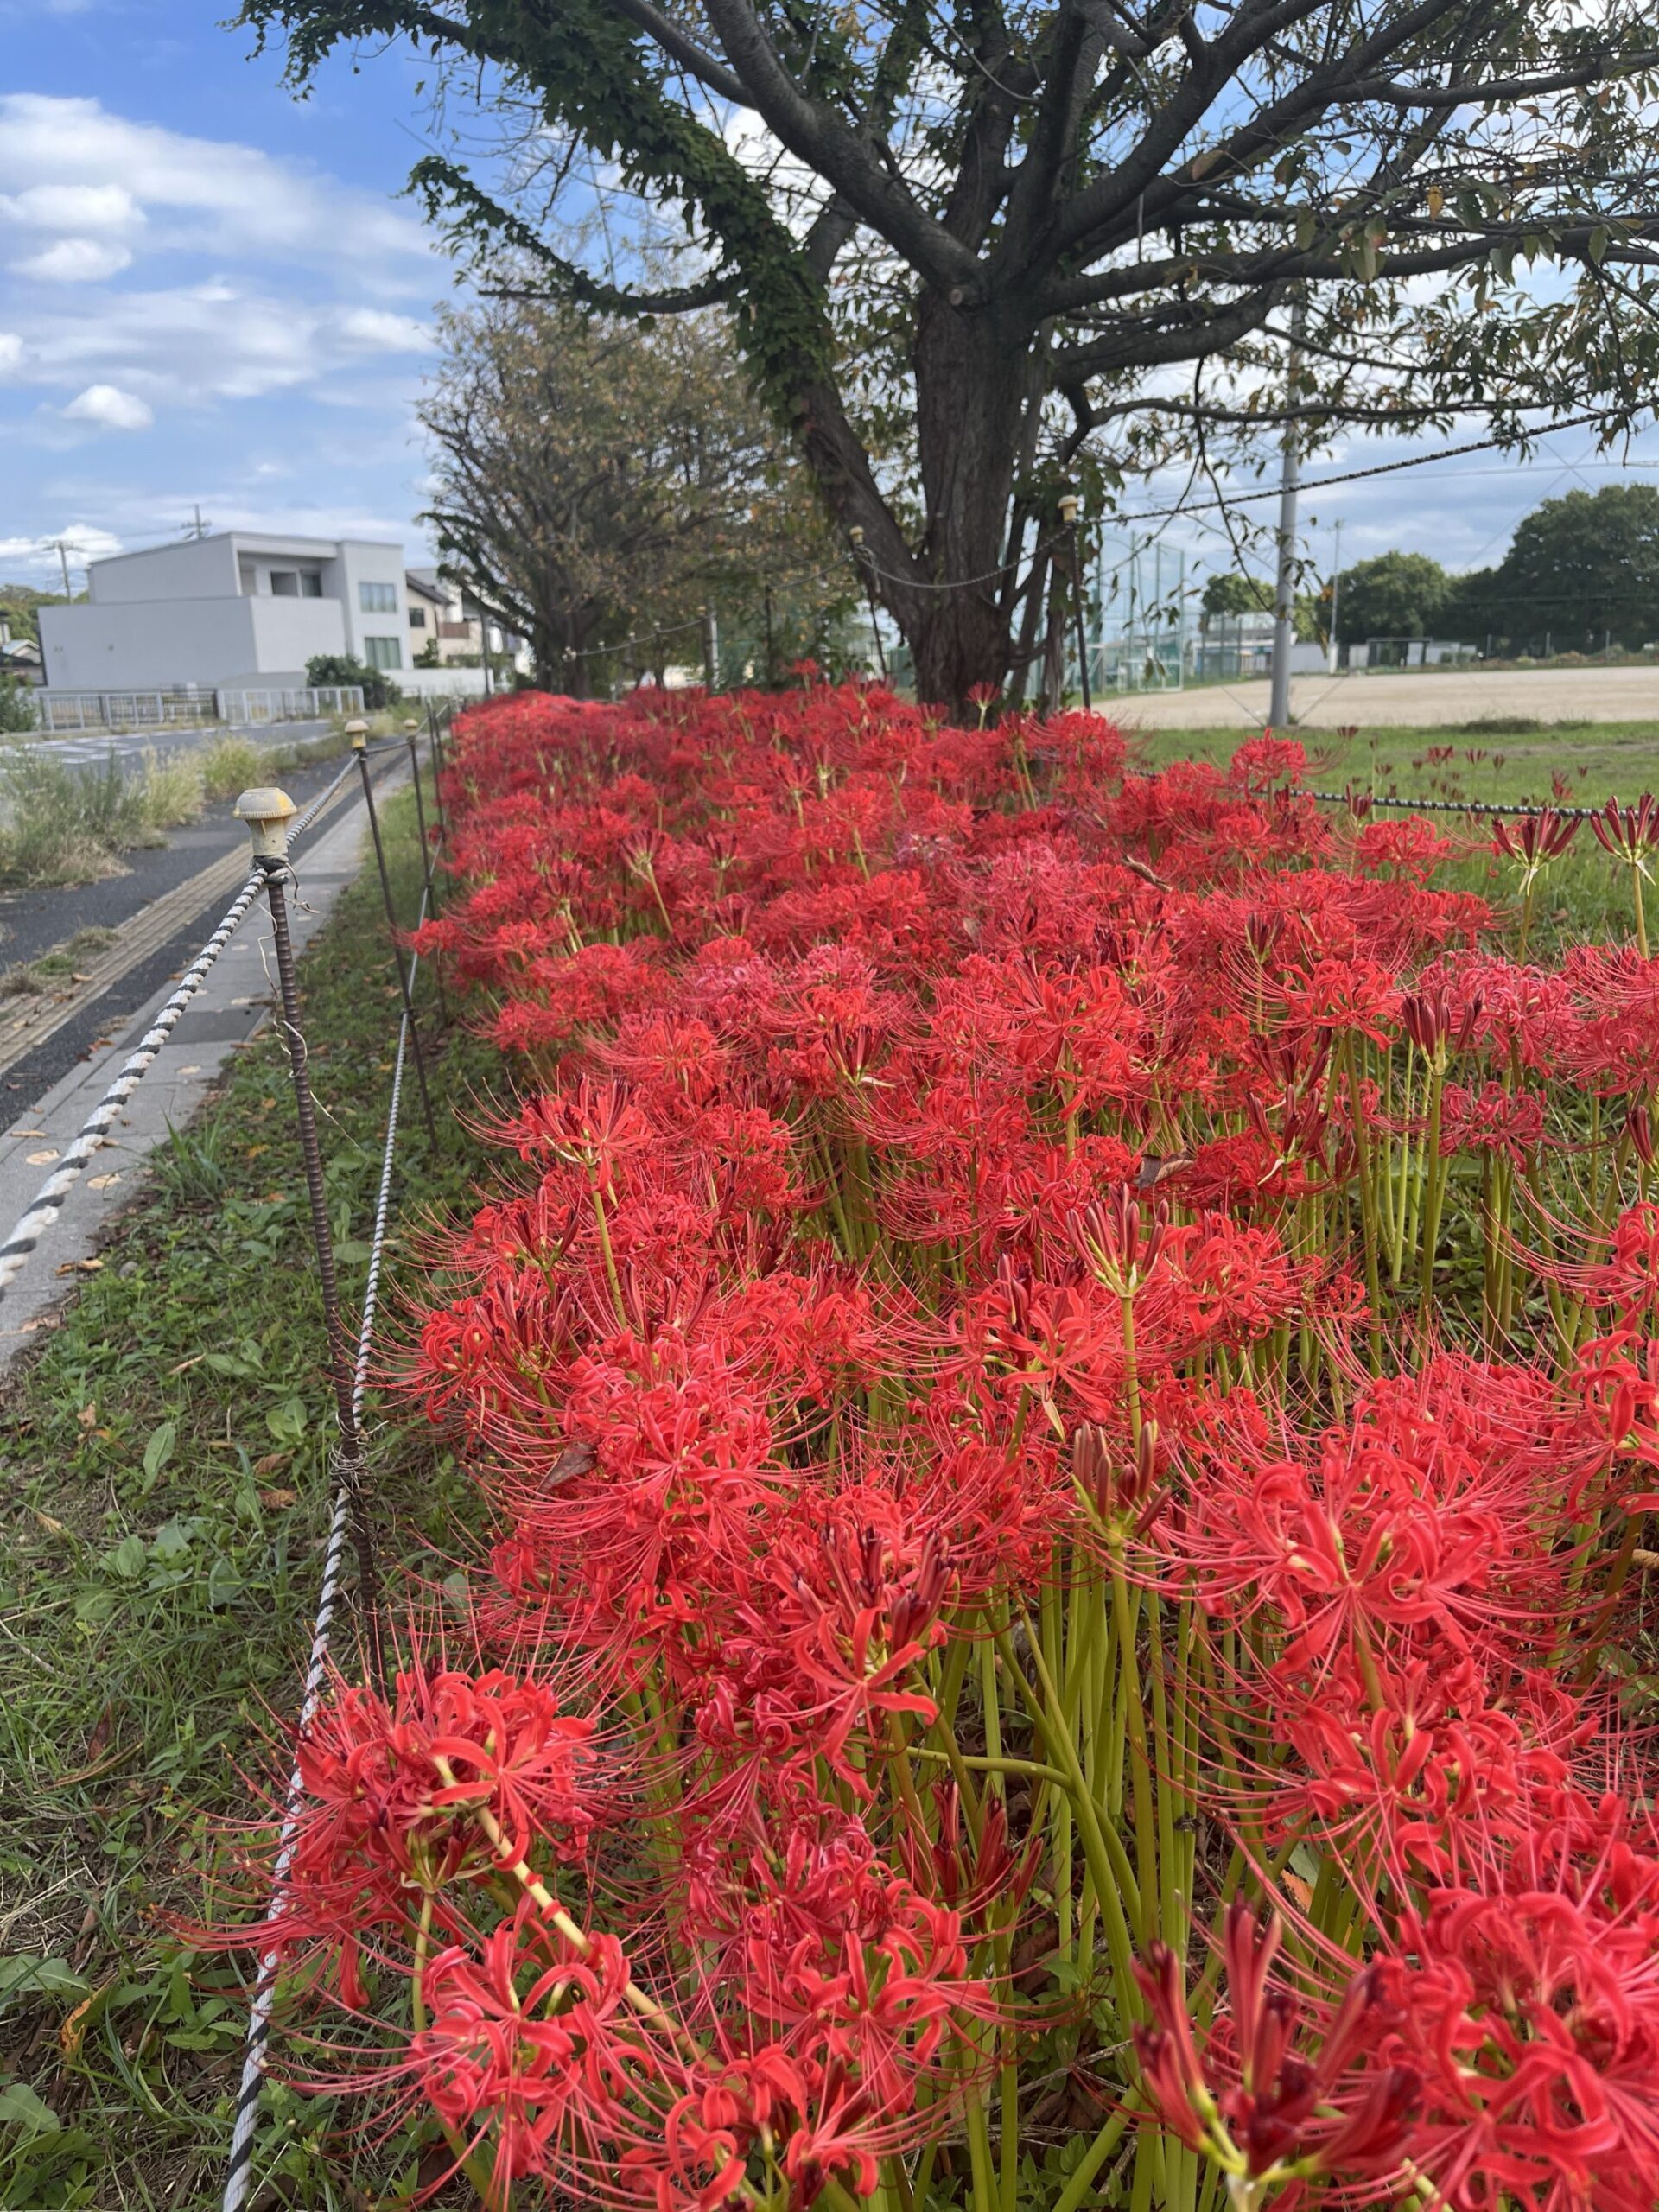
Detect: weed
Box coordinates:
(0, 929, 123, 1001)
(132, 747, 204, 834)
(0, 746, 203, 889)
(193, 735, 263, 803)
(1452, 713, 1546, 734)
(146, 1118, 227, 1207)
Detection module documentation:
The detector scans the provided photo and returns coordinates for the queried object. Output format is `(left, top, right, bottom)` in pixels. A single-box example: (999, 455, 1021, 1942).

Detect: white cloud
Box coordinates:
(0, 524, 123, 575)
(62, 382, 153, 430)
(0, 182, 141, 232)
(12, 238, 134, 283)
(337, 306, 435, 353)
(0, 93, 433, 279)
(0, 333, 22, 375)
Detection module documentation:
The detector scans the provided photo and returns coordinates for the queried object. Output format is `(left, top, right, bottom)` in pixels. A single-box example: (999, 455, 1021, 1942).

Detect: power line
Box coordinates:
(1103, 410, 1634, 529)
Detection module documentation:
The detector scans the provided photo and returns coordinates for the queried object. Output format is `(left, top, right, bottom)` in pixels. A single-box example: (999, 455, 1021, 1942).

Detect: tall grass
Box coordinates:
(0, 744, 204, 887)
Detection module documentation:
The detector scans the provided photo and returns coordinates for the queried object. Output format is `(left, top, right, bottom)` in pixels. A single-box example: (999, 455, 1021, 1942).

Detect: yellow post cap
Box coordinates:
(233, 786, 297, 861)
(344, 717, 370, 750)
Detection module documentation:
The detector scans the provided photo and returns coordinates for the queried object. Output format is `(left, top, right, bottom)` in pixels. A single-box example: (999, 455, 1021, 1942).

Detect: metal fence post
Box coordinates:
(232, 785, 385, 1683)
(400, 716, 448, 1024)
(345, 722, 440, 1150)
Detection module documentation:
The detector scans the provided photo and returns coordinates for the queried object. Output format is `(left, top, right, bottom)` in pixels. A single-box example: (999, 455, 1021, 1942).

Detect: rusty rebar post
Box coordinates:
(346, 724, 440, 1152)
(233, 785, 385, 1683)
(401, 716, 448, 1025)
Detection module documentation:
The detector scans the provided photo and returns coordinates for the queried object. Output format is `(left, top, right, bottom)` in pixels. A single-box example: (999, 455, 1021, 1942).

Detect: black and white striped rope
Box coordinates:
(0, 754, 373, 1303)
(1305, 786, 1614, 821)
(220, 908, 423, 2212)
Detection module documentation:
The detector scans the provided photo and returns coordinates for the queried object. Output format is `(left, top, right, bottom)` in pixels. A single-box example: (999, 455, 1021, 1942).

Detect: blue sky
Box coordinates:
(4, 0, 1659, 601)
(2, 0, 451, 585)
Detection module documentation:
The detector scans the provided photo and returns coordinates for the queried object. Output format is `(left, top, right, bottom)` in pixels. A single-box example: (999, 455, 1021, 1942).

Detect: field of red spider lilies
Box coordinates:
(235, 681, 1659, 2212)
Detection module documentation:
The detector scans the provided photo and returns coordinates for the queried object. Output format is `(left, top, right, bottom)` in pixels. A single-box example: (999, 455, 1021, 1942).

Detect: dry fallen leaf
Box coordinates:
(87, 1173, 122, 1191)
(32, 1508, 66, 1535)
(77, 1402, 97, 1432)
(258, 1486, 299, 1510)
(252, 1450, 291, 1478)
(26, 1148, 60, 1165)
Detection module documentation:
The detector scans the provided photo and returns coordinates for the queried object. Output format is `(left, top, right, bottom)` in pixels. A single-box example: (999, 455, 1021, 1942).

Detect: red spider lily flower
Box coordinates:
(1132, 1902, 1420, 2195)
(1493, 807, 1581, 880)
(287, 1661, 604, 1898)
(1590, 794, 1659, 868)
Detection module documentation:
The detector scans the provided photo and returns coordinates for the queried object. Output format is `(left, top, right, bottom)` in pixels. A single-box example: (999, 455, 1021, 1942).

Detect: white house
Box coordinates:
(38, 532, 411, 691)
(405, 566, 531, 677)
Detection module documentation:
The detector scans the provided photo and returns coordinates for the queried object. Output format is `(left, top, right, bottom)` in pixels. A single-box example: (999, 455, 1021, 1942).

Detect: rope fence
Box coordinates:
(1305, 787, 1618, 821)
(219, 919, 424, 2212)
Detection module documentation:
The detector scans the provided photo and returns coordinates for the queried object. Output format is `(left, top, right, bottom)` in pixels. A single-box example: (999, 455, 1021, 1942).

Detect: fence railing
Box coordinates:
(36, 686, 365, 734)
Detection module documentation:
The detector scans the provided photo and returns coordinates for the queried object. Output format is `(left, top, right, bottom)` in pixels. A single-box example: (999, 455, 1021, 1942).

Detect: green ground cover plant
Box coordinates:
(0, 786, 488, 2208)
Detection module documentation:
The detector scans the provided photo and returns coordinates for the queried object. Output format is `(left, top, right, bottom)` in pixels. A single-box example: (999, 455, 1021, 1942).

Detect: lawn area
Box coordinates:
(1128, 715, 1659, 810)
(0, 785, 489, 2209)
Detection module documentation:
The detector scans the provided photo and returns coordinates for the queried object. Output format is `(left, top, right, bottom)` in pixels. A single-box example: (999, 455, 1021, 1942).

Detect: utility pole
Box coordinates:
(47, 541, 73, 598)
(702, 604, 719, 690)
(1268, 295, 1306, 730)
(182, 505, 211, 540)
(1327, 520, 1343, 675)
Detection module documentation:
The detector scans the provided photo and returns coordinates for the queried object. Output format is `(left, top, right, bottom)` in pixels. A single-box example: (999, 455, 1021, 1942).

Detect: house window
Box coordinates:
(300, 572, 322, 598)
(270, 569, 300, 597)
(359, 581, 397, 613)
(363, 635, 403, 671)
(408, 607, 427, 629)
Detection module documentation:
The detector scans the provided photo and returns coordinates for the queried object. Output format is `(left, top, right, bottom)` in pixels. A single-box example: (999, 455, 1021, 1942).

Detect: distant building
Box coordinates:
(38, 532, 410, 690)
(405, 567, 532, 677)
(0, 627, 43, 685)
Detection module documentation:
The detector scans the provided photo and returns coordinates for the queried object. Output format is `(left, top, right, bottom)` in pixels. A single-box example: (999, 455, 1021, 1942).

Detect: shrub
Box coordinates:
(0, 672, 37, 734)
(305, 652, 401, 709)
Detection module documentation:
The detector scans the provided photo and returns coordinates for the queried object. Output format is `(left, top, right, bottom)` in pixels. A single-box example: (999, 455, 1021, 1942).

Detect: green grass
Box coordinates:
(0, 747, 208, 891)
(1128, 717, 1659, 812)
(0, 785, 493, 2208)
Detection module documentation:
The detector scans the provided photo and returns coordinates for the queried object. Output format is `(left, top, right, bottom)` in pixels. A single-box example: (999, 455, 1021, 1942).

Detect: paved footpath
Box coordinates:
(0, 770, 397, 1361)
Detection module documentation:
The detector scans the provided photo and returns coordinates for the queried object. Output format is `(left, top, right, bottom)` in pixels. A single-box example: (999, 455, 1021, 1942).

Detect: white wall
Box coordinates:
(247, 594, 346, 672)
(334, 540, 410, 669)
(399, 668, 493, 699)
(39, 594, 343, 690)
(89, 537, 240, 605)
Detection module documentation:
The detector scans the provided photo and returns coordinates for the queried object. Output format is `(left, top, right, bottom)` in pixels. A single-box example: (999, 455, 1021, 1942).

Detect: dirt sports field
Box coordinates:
(1123, 662, 1659, 728)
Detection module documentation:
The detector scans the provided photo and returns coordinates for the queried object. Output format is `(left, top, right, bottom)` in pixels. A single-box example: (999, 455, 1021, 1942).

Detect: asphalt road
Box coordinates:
(0, 750, 354, 1104)
(20, 716, 336, 769)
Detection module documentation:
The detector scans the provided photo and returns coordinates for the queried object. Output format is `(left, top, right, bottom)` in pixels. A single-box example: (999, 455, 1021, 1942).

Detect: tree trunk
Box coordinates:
(787, 296, 1039, 718)
(905, 296, 1039, 713)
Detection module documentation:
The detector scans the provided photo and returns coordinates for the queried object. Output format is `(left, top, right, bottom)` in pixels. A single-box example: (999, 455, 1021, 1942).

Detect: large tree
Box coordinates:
(244, 0, 1659, 707)
(420, 294, 848, 691)
(1449, 484, 1659, 651)
(1332, 550, 1450, 644)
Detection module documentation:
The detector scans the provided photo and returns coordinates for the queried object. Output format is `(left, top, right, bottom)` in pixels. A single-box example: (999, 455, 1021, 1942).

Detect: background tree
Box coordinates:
(1332, 551, 1450, 645)
(0, 587, 69, 648)
(248, 0, 1659, 709)
(1201, 569, 1322, 639)
(1448, 484, 1659, 651)
(420, 294, 851, 695)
